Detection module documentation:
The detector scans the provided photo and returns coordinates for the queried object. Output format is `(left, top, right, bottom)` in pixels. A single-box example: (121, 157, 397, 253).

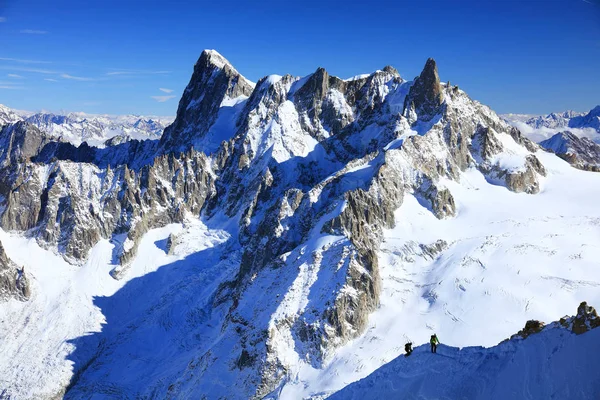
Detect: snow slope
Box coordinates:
(278, 151, 600, 398)
(329, 326, 600, 400)
(0, 217, 231, 399)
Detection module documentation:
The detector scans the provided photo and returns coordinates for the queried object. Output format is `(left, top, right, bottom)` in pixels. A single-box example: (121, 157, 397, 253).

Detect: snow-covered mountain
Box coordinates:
(502, 107, 600, 171)
(539, 131, 600, 171)
(0, 104, 23, 127)
(502, 106, 600, 140)
(0, 50, 599, 399)
(0, 103, 174, 147)
(331, 302, 600, 400)
(503, 107, 600, 132)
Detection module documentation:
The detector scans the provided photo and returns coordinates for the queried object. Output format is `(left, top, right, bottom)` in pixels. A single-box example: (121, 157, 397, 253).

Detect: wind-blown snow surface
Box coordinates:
(278, 152, 600, 399)
(329, 327, 600, 400)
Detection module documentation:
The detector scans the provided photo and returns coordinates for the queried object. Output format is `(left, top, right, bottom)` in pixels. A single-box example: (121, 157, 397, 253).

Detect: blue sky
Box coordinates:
(0, 0, 599, 116)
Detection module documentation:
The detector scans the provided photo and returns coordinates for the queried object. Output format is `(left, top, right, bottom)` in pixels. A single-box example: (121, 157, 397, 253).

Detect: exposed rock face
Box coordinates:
(508, 302, 600, 342)
(159, 50, 255, 153)
(0, 240, 30, 301)
(403, 58, 444, 120)
(0, 150, 215, 268)
(165, 232, 179, 255)
(0, 121, 51, 167)
(540, 131, 600, 172)
(512, 320, 546, 339)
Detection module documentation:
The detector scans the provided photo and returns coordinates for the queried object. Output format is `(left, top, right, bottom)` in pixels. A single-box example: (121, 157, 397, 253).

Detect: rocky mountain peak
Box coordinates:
(158, 49, 255, 153)
(403, 57, 444, 120)
(382, 65, 399, 76)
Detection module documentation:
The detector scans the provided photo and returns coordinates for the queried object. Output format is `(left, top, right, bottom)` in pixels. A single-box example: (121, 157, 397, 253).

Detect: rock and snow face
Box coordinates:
(0, 50, 599, 399)
(0, 239, 30, 301)
(539, 131, 600, 171)
(0, 104, 23, 127)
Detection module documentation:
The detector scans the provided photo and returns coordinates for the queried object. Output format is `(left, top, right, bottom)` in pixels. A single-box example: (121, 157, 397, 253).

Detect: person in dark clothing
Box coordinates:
(404, 342, 413, 356)
(430, 334, 440, 353)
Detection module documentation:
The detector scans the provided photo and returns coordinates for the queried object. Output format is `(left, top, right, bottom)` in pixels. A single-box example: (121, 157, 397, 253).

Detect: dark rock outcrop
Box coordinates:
(512, 320, 546, 339)
(0, 240, 30, 301)
(0, 121, 51, 167)
(560, 301, 600, 334)
(403, 58, 444, 120)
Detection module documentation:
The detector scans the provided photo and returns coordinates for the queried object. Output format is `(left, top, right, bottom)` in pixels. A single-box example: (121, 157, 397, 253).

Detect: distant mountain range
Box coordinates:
(501, 106, 600, 171)
(0, 104, 174, 147)
(502, 106, 600, 137)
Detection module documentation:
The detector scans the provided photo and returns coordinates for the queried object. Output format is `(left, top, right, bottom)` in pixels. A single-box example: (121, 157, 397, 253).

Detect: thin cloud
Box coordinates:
(0, 57, 52, 64)
(0, 85, 25, 90)
(0, 66, 57, 74)
(8, 74, 24, 78)
(159, 88, 173, 93)
(20, 29, 48, 34)
(44, 78, 58, 82)
(61, 73, 95, 81)
(106, 69, 171, 76)
(151, 95, 176, 103)
(0, 17, 6, 23)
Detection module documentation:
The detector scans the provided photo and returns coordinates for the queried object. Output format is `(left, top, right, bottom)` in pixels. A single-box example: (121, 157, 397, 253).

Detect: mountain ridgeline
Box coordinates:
(0, 50, 559, 397)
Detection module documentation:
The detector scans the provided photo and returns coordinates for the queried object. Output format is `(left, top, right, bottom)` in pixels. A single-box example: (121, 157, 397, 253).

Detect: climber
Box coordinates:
(430, 334, 440, 353)
(404, 342, 413, 356)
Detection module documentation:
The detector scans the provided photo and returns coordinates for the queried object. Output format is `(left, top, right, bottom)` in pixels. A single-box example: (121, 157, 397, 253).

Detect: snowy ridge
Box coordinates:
(330, 323, 600, 400)
(0, 104, 23, 127)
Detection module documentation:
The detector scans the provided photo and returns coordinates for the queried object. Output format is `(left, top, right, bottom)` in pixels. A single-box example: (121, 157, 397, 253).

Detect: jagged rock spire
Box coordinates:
(159, 50, 255, 153)
(403, 58, 444, 120)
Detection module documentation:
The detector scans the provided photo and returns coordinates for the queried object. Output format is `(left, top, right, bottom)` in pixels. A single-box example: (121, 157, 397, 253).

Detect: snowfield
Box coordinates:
(1, 149, 599, 399)
(0, 219, 231, 399)
(278, 152, 600, 399)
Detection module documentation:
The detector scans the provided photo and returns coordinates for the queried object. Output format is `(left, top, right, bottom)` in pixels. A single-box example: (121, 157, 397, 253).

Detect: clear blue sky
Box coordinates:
(0, 0, 599, 116)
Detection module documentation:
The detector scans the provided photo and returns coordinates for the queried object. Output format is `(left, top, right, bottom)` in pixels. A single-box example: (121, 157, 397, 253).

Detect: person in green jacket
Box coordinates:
(430, 334, 440, 353)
